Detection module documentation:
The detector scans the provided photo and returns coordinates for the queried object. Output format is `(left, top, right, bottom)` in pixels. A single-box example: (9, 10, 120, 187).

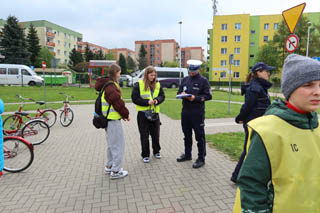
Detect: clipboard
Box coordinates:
(176, 94, 192, 99)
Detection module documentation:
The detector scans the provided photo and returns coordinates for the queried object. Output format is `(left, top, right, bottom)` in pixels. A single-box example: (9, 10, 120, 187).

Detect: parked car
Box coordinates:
(120, 74, 133, 87)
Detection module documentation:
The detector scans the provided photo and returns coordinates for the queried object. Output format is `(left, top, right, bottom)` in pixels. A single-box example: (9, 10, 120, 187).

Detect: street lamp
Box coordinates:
(179, 21, 182, 85)
(306, 22, 312, 57)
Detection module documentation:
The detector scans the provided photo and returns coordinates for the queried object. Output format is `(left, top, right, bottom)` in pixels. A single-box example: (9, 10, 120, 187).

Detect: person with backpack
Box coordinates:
(94, 64, 130, 179)
(131, 66, 165, 163)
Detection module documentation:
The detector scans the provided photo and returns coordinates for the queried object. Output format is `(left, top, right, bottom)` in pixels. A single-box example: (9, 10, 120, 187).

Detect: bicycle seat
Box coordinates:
(15, 112, 29, 116)
(36, 101, 45, 105)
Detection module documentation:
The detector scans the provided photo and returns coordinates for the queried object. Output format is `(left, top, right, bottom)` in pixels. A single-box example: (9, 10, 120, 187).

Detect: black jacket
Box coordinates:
(235, 78, 272, 124)
(131, 81, 165, 107)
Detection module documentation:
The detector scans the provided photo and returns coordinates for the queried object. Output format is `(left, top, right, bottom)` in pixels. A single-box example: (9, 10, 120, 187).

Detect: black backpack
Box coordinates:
(93, 81, 114, 129)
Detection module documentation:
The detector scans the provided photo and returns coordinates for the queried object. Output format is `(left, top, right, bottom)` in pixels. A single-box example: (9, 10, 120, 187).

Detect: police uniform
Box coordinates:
(176, 60, 212, 168)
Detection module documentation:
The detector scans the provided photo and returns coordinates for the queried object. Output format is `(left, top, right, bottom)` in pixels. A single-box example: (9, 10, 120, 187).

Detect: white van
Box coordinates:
(0, 64, 44, 86)
(132, 67, 188, 88)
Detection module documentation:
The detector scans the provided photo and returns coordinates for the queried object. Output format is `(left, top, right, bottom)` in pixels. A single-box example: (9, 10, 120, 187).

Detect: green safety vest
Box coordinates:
(233, 115, 320, 213)
(136, 79, 160, 113)
(101, 82, 121, 120)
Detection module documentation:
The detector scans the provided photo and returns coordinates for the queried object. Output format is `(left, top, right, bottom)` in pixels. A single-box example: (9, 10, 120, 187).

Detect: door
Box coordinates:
(7, 68, 19, 84)
(21, 69, 33, 85)
(0, 68, 7, 84)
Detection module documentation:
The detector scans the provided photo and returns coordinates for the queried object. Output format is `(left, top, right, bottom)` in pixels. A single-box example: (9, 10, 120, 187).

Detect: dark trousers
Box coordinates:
(137, 111, 161, 158)
(181, 111, 206, 161)
(231, 123, 249, 180)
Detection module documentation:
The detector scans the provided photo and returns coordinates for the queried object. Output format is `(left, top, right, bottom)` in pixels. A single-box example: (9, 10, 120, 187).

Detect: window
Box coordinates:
(234, 48, 240, 54)
(221, 36, 227, 42)
(250, 42, 255, 46)
(0, 68, 6, 75)
(220, 60, 227, 66)
(69, 43, 71, 48)
(221, 24, 227, 30)
(22, 69, 31, 76)
(274, 23, 279, 30)
(235, 23, 241, 30)
(58, 40, 60, 45)
(156, 44, 160, 48)
(221, 48, 227, 55)
(234, 60, 240, 66)
(264, 23, 269, 30)
(234, 72, 240, 78)
(220, 72, 226, 78)
(58, 50, 61, 55)
(251, 30, 256, 34)
(250, 54, 254, 59)
(64, 42, 66, 47)
(64, 51, 67, 56)
(264, 36, 269, 42)
(8, 68, 18, 75)
(235, 35, 241, 42)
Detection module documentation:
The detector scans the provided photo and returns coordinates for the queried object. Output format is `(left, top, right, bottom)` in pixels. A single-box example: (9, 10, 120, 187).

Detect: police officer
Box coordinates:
(176, 59, 212, 168)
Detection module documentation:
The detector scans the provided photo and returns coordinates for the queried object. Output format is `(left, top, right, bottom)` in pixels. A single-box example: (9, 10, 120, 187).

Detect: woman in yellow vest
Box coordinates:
(95, 64, 130, 179)
(234, 54, 320, 213)
(131, 66, 165, 163)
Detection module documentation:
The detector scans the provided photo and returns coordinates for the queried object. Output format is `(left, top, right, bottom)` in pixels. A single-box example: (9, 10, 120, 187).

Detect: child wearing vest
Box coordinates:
(233, 54, 320, 213)
(131, 66, 165, 163)
(0, 99, 4, 177)
(94, 64, 130, 179)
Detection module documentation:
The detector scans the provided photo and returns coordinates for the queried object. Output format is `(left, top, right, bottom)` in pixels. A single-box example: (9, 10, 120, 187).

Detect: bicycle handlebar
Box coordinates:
(16, 94, 34, 102)
(59, 93, 74, 99)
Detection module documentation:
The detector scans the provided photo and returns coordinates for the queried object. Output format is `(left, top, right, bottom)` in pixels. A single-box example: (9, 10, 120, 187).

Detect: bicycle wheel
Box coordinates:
(3, 136, 34, 173)
(39, 109, 57, 128)
(21, 119, 50, 145)
(3, 115, 22, 134)
(60, 108, 74, 127)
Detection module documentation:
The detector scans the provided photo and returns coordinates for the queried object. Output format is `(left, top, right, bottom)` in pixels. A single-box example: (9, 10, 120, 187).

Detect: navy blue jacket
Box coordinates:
(235, 78, 272, 124)
(177, 73, 212, 113)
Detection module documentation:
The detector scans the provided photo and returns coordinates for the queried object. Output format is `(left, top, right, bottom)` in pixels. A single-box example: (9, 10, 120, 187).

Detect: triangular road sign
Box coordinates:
(282, 3, 306, 34)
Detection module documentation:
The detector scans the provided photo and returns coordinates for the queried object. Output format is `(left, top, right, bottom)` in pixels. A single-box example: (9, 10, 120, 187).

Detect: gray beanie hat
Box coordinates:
(281, 54, 320, 100)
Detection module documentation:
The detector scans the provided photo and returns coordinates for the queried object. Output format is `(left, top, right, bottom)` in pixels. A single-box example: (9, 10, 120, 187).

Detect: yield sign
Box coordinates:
(282, 3, 306, 34)
(285, 34, 299, 53)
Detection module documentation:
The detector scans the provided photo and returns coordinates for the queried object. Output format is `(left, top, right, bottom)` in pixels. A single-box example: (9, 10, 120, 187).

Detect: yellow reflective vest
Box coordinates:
(136, 79, 160, 113)
(101, 82, 121, 120)
(234, 115, 320, 213)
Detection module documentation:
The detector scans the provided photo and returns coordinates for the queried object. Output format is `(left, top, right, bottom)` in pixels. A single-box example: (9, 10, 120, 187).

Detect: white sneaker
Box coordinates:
(110, 170, 128, 179)
(104, 167, 112, 174)
(154, 153, 161, 159)
(143, 157, 150, 163)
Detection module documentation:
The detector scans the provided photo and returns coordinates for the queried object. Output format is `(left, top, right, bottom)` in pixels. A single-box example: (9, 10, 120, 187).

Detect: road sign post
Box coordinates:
(228, 54, 234, 114)
(42, 61, 47, 108)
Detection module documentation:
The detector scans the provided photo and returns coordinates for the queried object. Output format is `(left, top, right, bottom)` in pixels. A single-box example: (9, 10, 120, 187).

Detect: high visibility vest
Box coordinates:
(101, 82, 122, 120)
(233, 115, 320, 213)
(136, 79, 160, 113)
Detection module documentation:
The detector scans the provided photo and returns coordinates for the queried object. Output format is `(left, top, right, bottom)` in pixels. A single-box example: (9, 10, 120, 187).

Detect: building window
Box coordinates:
(221, 48, 227, 55)
(235, 35, 241, 42)
(250, 42, 255, 46)
(264, 23, 269, 30)
(235, 23, 241, 30)
(221, 24, 227, 30)
(234, 72, 240, 78)
(57, 31, 60, 36)
(64, 42, 66, 47)
(234, 48, 240, 54)
(69, 43, 71, 48)
(274, 23, 279, 30)
(64, 51, 67, 56)
(264, 36, 269, 42)
(251, 30, 256, 34)
(57, 49, 61, 55)
(234, 60, 240, 66)
(220, 72, 227, 78)
(250, 54, 254, 59)
(220, 60, 227, 66)
(144, 45, 147, 48)
(58, 40, 60, 45)
(221, 36, 227, 42)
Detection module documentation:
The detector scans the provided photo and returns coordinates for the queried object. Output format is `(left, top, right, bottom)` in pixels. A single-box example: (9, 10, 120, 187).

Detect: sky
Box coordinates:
(1, 0, 319, 55)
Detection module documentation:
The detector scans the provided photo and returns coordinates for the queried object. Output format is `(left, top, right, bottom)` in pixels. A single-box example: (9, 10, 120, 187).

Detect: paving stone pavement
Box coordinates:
(0, 103, 242, 213)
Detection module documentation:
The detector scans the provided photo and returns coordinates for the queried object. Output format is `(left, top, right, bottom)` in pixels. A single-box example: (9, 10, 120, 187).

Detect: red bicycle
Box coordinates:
(3, 135, 34, 173)
(59, 92, 74, 127)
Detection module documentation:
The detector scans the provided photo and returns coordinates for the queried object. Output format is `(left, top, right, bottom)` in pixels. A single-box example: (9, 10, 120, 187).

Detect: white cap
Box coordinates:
(187, 59, 202, 71)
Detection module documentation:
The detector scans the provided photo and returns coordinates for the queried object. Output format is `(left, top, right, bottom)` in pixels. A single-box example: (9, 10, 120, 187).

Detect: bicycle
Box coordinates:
(4, 117, 50, 145)
(2, 94, 57, 131)
(59, 92, 74, 127)
(3, 135, 34, 173)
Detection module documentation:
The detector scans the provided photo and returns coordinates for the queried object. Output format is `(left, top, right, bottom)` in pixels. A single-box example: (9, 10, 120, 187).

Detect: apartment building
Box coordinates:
(135, 39, 178, 66)
(109, 48, 136, 62)
(207, 12, 320, 83)
(181, 47, 204, 68)
(77, 41, 108, 55)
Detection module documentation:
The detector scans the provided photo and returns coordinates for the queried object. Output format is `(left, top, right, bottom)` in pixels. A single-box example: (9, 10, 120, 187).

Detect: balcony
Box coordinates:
(46, 41, 56, 47)
(46, 31, 55, 38)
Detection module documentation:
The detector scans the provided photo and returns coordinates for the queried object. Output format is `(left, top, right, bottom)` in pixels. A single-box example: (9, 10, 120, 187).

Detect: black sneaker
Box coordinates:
(230, 176, 237, 184)
(176, 154, 192, 162)
(192, 159, 205, 168)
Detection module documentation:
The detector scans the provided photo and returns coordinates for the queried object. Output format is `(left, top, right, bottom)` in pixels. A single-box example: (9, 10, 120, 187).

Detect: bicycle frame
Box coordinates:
(3, 136, 34, 156)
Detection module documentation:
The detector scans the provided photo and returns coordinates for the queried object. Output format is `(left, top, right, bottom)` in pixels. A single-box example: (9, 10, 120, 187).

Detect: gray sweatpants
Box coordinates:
(105, 120, 125, 172)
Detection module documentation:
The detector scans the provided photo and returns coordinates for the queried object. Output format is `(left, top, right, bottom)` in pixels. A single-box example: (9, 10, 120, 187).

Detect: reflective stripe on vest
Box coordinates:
(136, 79, 160, 113)
(101, 82, 121, 120)
(233, 115, 320, 213)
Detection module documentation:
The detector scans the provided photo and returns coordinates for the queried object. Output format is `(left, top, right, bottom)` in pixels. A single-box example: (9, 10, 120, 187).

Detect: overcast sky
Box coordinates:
(1, 0, 319, 54)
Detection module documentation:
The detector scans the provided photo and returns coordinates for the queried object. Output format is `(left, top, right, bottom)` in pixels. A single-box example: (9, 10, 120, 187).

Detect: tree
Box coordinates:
(68, 48, 83, 68)
(105, 52, 116, 60)
(84, 44, 94, 62)
(255, 41, 280, 73)
(26, 24, 41, 66)
(163, 60, 179, 67)
(118, 53, 127, 74)
(127, 55, 136, 70)
(37, 46, 54, 68)
(138, 44, 148, 70)
(0, 16, 30, 65)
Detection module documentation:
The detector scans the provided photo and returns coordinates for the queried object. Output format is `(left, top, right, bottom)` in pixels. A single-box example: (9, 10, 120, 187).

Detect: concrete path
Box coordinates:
(0, 104, 240, 213)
